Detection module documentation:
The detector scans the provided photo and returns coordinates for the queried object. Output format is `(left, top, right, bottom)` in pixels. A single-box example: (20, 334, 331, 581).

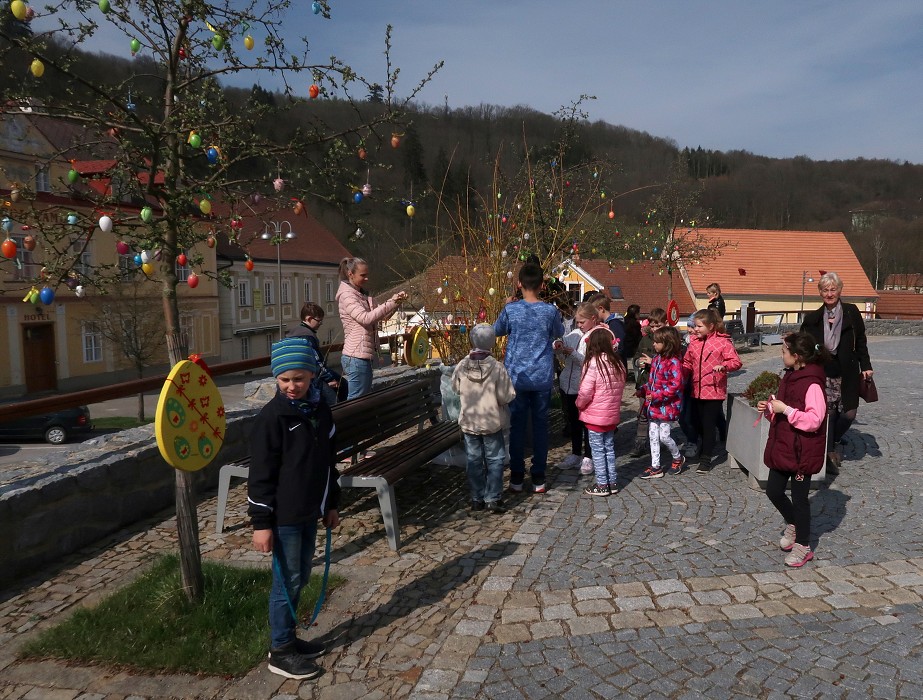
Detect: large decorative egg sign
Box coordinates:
(155, 357, 226, 471)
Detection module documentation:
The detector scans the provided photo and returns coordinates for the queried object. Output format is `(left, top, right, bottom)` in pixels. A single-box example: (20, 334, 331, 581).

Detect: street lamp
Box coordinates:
(800, 270, 815, 323)
(261, 220, 296, 338)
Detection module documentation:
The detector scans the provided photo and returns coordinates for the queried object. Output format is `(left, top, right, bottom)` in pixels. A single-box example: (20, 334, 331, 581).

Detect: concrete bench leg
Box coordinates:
(339, 475, 401, 552)
(216, 464, 250, 534)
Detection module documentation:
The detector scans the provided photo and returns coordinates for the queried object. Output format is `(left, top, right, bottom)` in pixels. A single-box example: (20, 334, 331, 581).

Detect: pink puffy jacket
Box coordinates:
(576, 356, 625, 428)
(335, 281, 398, 360)
(682, 332, 742, 400)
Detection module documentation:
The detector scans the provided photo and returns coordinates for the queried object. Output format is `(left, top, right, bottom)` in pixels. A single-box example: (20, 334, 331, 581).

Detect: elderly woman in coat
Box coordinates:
(800, 271, 874, 473)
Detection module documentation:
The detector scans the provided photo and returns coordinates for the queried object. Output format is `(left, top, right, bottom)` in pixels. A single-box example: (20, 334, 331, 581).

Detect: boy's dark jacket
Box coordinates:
(247, 392, 340, 530)
(287, 323, 341, 384)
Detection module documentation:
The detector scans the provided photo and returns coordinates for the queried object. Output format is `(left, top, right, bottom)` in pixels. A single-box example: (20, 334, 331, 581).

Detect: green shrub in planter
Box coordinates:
(741, 371, 781, 407)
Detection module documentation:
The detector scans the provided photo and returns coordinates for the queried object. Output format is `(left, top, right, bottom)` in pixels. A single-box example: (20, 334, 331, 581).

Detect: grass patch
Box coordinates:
(19, 554, 344, 676)
(93, 416, 152, 430)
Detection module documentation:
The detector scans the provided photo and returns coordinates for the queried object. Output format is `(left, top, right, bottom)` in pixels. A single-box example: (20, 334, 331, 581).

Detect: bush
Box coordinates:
(741, 371, 781, 407)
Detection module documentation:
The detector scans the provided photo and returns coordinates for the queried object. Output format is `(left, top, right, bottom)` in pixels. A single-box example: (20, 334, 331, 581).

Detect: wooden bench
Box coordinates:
(214, 377, 461, 551)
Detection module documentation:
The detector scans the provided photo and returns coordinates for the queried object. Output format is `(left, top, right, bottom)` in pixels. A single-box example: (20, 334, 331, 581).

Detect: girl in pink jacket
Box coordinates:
(682, 308, 742, 473)
(334, 257, 407, 400)
(576, 328, 626, 496)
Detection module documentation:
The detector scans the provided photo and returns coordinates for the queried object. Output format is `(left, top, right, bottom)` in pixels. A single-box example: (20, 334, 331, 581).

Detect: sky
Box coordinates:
(283, 0, 923, 164)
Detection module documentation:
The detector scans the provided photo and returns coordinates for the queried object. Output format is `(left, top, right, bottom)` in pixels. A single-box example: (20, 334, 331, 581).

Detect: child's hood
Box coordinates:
(460, 354, 502, 383)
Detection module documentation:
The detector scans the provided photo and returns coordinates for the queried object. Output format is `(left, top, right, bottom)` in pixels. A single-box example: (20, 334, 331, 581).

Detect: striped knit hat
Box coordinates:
(270, 338, 318, 377)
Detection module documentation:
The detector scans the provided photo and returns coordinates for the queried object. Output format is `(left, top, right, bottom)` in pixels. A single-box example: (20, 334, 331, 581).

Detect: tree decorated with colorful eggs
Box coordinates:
(1, 0, 440, 600)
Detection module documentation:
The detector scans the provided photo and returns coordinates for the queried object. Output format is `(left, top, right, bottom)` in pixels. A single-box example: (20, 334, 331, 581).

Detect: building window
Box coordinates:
(304, 280, 313, 302)
(238, 279, 251, 307)
(325, 280, 334, 302)
(326, 329, 334, 344)
(240, 336, 250, 360)
(175, 257, 188, 282)
(180, 315, 195, 353)
(11, 234, 37, 281)
(71, 237, 92, 276)
(281, 279, 291, 305)
(82, 322, 103, 363)
(264, 280, 275, 306)
(35, 166, 50, 193)
(567, 283, 581, 307)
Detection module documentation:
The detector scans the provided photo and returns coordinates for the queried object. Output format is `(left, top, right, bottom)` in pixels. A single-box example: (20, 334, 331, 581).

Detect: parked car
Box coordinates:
(0, 405, 92, 444)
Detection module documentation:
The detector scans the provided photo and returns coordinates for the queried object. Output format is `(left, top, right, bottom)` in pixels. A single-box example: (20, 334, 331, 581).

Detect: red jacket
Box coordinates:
(682, 332, 741, 400)
(763, 364, 827, 475)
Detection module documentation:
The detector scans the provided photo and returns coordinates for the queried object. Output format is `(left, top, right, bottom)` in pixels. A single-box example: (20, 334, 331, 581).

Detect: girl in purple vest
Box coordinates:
(757, 332, 830, 568)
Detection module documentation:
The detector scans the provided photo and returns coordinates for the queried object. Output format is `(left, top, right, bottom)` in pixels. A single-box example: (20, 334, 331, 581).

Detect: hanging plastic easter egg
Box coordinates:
(206, 234, 216, 248)
(524, 233, 530, 240)
(65, 276, 77, 290)
(1, 238, 16, 259)
(75, 285, 85, 297)
(176, 253, 187, 266)
(10, 188, 20, 202)
(116, 240, 130, 255)
(29, 289, 39, 304)
(244, 35, 254, 50)
(130, 38, 140, 54)
(188, 132, 201, 149)
(501, 250, 507, 257)
(23, 235, 36, 251)
(245, 259, 254, 271)
(442, 297, 448, 305)
(609, 210, 615, 220)
(353, 191, 363, 204)
(312, 0, 321, 13)
(11, 0, 27, 20)
(459, 324, 467, 335)
(362, 183, 371, 197)
(98, 215, 113, 232)
(507, 271, 513, 279)
(309, 84, 319, 99)
(273, 177, 284, 192)
(1, 217, 11, 233)
(358, 147, 367, 160)
(141, 262, 154, 275)
(199, 199, 211, 215)
(140, 250, 151, 263)
(98, 0, 109, 12)
(478, 310, 487, 321)
(206, 147, 219, 164)
(133, 253, 142, 266)
(446, 314, 454, 324)
(406, 204, 415, 218)
(211, 34, 225, 50)
(140, 206, 153, 223)
(488, 287, 496, 296)
(187, 272, 199, 288)
(391, 134, 401, 148)
(67, 168, 79, 183)
(293, 200, 304, 215)
(67, 213, 78, 225)
(30, 59, 44, 78)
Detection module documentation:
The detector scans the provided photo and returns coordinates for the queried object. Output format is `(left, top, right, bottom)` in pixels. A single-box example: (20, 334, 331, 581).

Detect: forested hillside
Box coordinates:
(5, 28, 921, 289)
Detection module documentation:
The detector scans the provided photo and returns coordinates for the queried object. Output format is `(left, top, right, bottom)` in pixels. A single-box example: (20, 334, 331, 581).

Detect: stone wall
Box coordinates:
(767, 319, 923, 337)
(0, 365, 437, 590)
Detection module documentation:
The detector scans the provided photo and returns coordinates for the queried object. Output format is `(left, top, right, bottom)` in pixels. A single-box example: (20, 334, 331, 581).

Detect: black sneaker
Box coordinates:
(485, 500, 507, 513)
(470, 500, 485, 511)
(695, 455, 714, 474)
(294, 638, 327, 659)
(268, 644, 323, 680)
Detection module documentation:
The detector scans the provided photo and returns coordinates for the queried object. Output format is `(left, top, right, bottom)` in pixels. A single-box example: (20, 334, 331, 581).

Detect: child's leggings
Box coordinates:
(648, 420, 680, 466)
(694, 398, 724, 458)
(587, 429, 617, 487)
(765, 469, 811, 546)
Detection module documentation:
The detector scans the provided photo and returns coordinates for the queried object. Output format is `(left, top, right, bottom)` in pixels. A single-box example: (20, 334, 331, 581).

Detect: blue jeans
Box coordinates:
(269, 521, 318, 649)
(341, 355, 372, 400)
(464, 431, 506, 503)
(508, 389, 550, 485)
(587, 429, 617, 487)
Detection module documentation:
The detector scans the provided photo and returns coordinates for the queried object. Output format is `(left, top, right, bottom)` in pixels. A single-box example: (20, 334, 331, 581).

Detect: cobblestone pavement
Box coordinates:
(1, 337, 921, 699)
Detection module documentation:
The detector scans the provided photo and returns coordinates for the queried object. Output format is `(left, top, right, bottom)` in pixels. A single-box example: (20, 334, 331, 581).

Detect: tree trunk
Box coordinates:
(166, 331, 203, 602)
(137, 392, 145, 423)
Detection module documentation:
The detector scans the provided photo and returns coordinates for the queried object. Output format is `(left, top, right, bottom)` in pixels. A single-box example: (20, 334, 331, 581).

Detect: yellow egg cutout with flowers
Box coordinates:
(155, 359, 226, 471)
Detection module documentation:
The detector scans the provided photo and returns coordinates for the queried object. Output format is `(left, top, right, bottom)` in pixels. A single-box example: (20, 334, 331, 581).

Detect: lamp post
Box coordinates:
(800, 271, 815, 324)
(261, 220, 295, 338)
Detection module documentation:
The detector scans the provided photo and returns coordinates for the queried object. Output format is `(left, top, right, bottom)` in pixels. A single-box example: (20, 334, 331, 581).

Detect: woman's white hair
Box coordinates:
(817, 271, 843, 291)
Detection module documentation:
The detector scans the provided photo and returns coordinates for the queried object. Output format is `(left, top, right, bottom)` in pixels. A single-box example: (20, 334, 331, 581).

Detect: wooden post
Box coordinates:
(166, 332, 203, 602)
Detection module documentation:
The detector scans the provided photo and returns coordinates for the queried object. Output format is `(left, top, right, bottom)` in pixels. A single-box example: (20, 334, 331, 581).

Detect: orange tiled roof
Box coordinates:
(680, 228, 877, 301)
(575, 259, 698, 316)
(875, 290, 923, 319)
(884, 273, 923, 289)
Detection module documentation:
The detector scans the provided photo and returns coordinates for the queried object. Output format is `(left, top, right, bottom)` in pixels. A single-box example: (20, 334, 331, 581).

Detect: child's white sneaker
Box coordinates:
(560, 454, 581, 469)
(579, 457, 594, 475)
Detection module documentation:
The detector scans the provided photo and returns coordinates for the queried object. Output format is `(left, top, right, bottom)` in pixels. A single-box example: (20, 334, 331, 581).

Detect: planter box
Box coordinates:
(726, 395, 826, 490)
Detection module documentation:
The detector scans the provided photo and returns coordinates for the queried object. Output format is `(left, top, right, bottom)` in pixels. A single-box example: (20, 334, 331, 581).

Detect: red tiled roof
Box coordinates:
(575, 259, 698, 316)
(874, 290, 923, 319)
(681, 228, 877, 302)
(212, 200, 351, 266)
(883, 273, 923, 289)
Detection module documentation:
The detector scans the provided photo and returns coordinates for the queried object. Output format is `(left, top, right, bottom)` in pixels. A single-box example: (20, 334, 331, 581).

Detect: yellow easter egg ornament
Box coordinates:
(155, 358, 226, 471)
(11, 0, 28, 20)
(244, 35, 254, 50)
(30, 59, 44, 78)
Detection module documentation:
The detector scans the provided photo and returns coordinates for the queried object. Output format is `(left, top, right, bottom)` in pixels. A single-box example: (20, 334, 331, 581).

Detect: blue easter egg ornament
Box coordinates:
(353, 191, 363, 204)
(206, 147, 219, 164)
(459, 324, 467, 335)
(133, 254, 143, 266)
(312, 1, 321, 14)
(39, 287, 55, 305)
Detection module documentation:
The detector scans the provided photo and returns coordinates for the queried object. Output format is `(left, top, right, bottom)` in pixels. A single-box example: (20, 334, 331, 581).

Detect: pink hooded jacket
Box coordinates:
(335, 280, 398, 360)
(576, 355, 625, 430)
(682, 332, 742, 400)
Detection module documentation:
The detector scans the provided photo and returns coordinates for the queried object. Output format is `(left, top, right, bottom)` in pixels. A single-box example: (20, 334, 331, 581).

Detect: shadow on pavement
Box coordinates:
(810, 487, 850, 551)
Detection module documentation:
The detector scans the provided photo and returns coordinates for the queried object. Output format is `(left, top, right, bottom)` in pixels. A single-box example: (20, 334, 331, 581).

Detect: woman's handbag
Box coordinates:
(858, 376, 879, 403)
